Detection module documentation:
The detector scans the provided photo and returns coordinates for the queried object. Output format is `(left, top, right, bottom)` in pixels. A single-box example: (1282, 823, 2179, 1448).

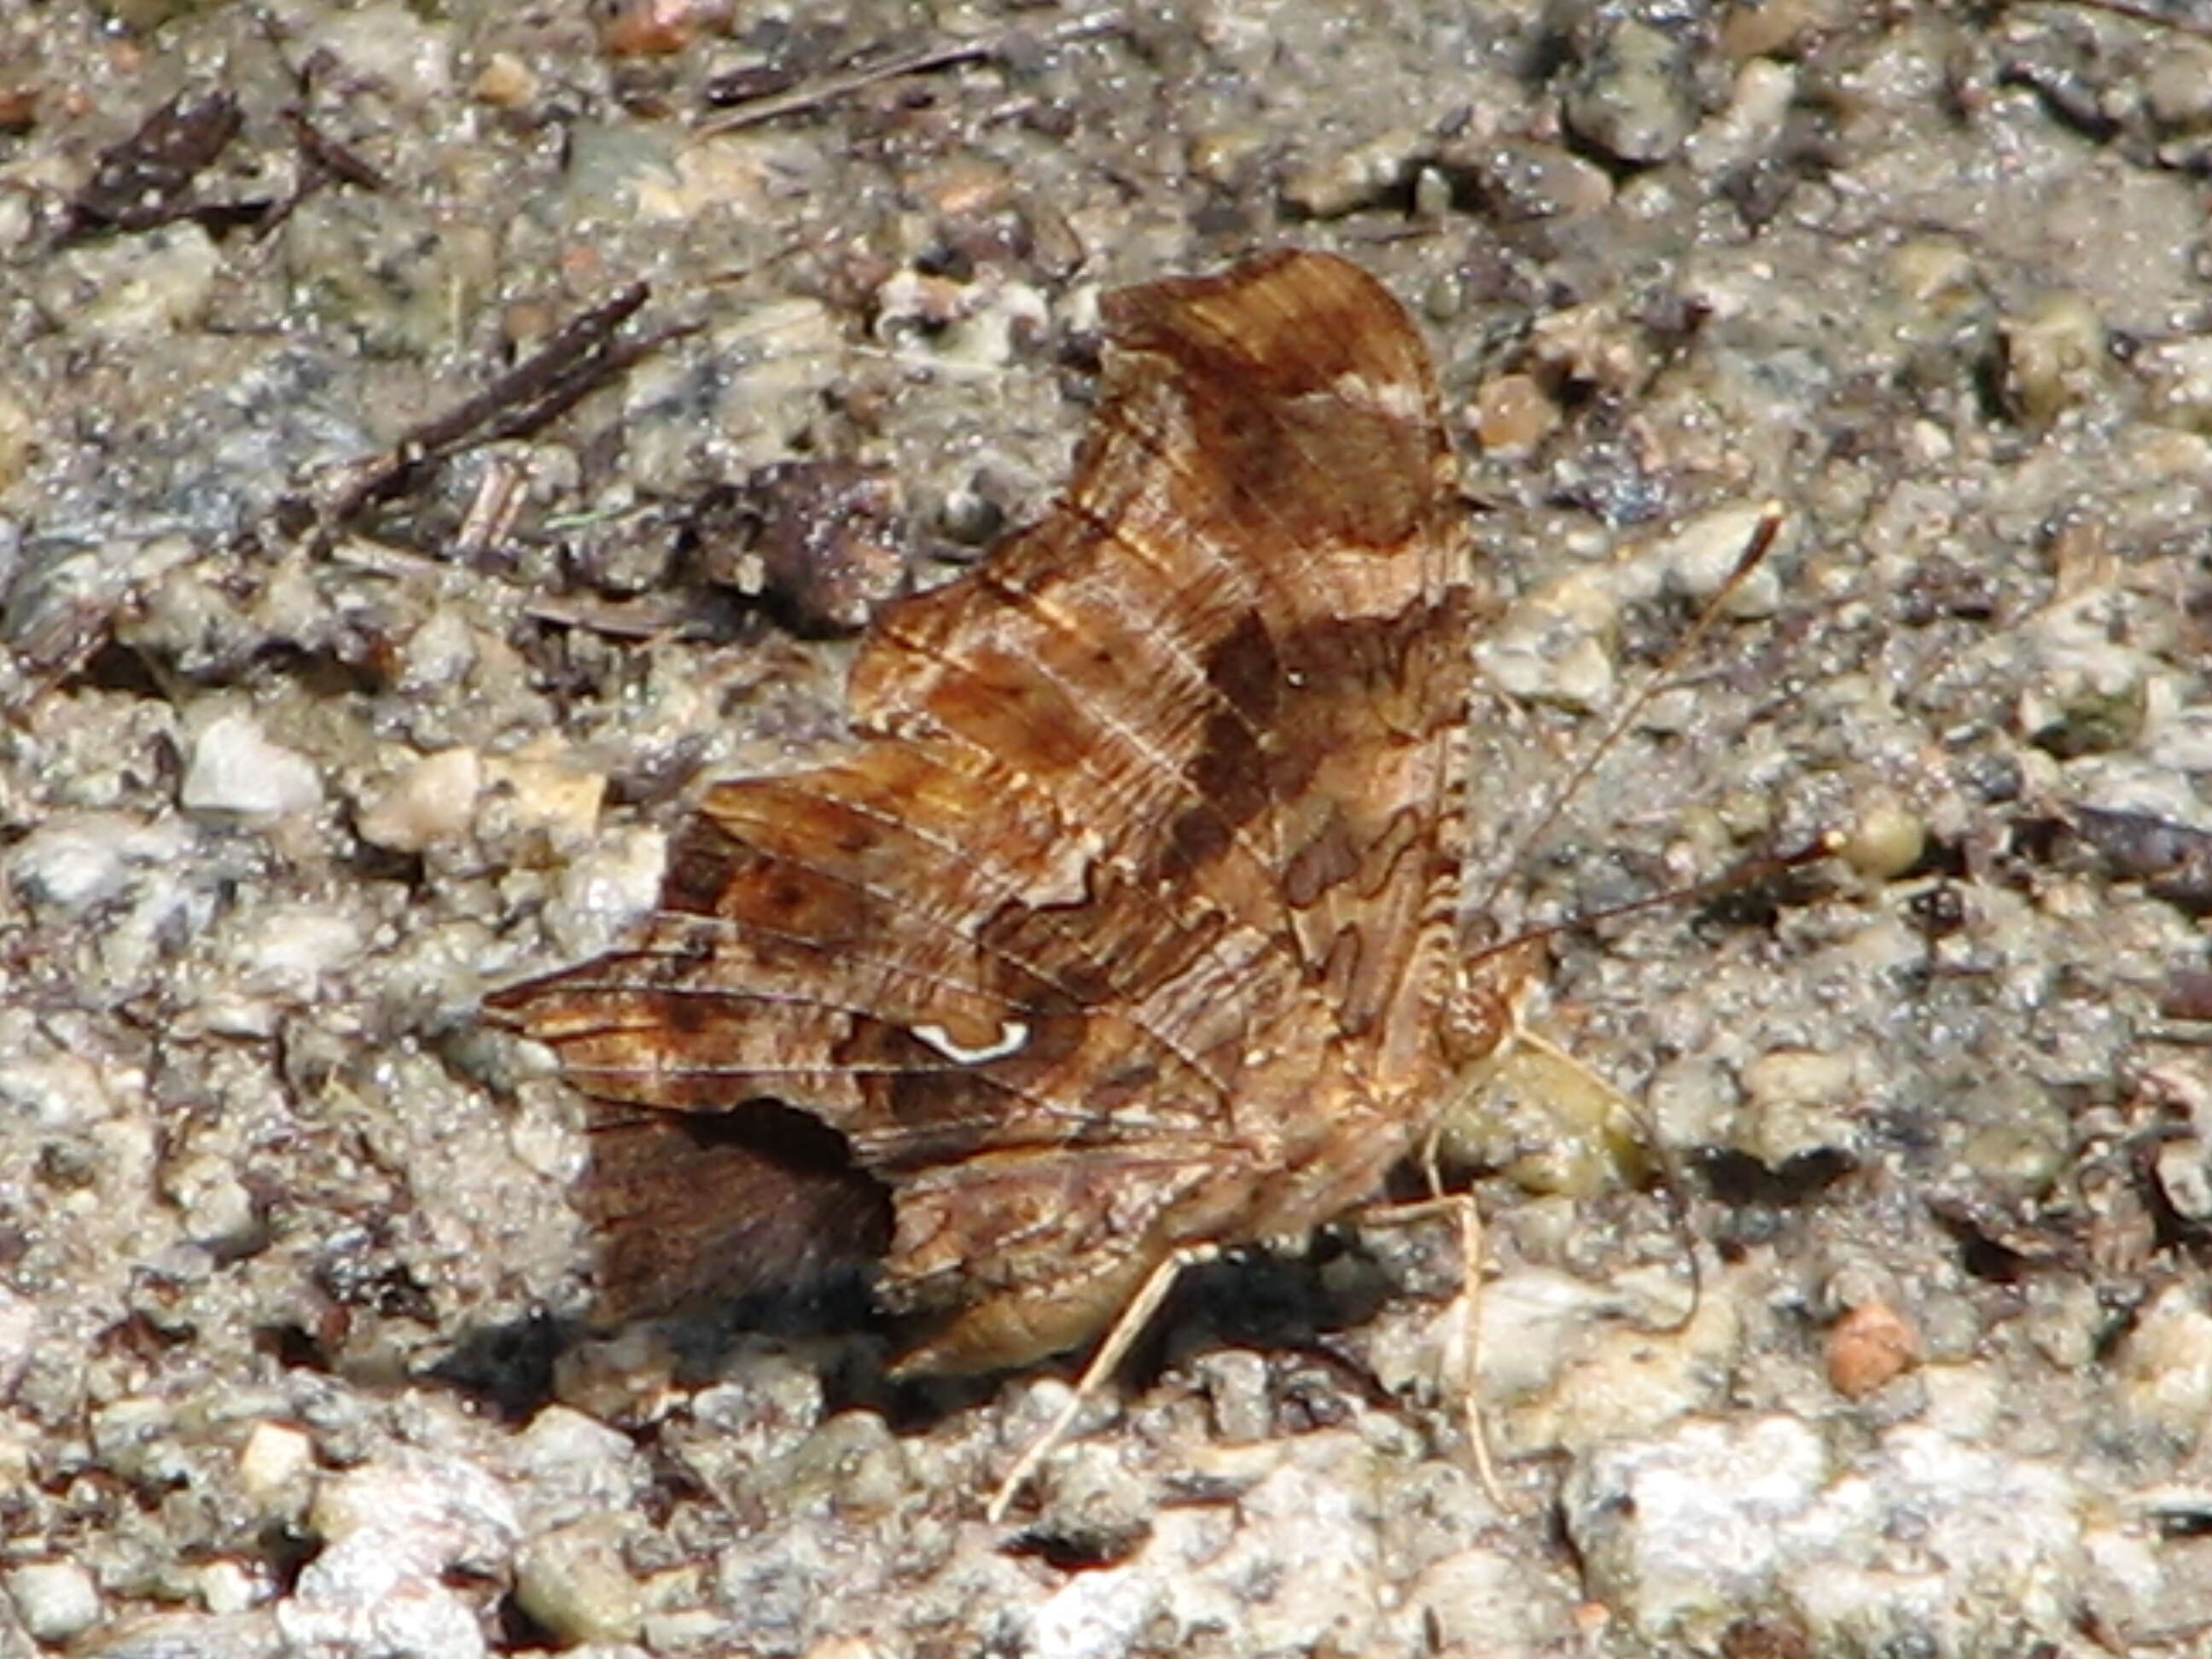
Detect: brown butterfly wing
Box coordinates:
(488, 250, 1476, 1368)
(580, 1107, 892, 1323)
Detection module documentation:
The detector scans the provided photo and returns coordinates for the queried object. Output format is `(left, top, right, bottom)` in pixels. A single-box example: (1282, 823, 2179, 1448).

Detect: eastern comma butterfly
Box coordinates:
(488, 249, 1523, 1504)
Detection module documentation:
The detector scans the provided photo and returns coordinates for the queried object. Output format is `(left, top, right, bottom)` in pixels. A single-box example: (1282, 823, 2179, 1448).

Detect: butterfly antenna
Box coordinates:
(1475, 499, 1790, 920)
(1461, 830, 1841, 973)
(1452, 502, 1814, 1353)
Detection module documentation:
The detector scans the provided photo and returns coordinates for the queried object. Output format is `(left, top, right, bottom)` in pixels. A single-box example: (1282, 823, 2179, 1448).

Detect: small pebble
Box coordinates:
(2138, 335, 2212, 433)
(307, 1454, 520, 1570)
(792, 1412, 908, 1515)
(355, 748, 482, 853)
(282, 1455, 518, 1659)
(938, 474, 1009, 547)
(181, 713, 323, 820)
(514, 1517, 643, 1645)
(6, 1560, 102, 1644)
(236, 1422, 316, 1517)
(1838, 797, 1927, 881)
(1466, 137, 1612, 220)
(7, 811, 193, 917)
(194, 1560, 259, 1617)
(1281, 129, 1423, 218)
(1028, 1441, 1152, 1564)
(2000, 294, 2106, 427)
(483, 749, 604, 841)
(1469, 373, 1560, 454)
(544, 826, 666, 958)
(1563, 20, 1697, 166)
(469, 50, 540, 108)
(2145, 42, 2212, 135)
(230, 905, 363, 998)
(92, 1397, 185, 1487)
(397, 608, 478, 694)
(1187, 125, 1271, 191)
(2155, 1138, 2212, 1223)
(64, 223, 224, 341)
(160, 1151, 257, 1249)
(1735, 1048, 1862, 1169)
(1196, 1348, 1272, 1444)
(511, 1403, 647, 1516)
(1686, 55, 1796, 175)
(1644, 502, 1785, 617)
(2114, 1284, 2212, 1447)
(1886, 236, 1981, 313)
(1826, 1299, 1920, 1399)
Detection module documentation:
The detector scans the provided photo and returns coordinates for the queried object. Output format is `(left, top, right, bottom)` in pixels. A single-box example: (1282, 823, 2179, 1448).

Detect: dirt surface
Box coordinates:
(9, 2, 2212, 1655)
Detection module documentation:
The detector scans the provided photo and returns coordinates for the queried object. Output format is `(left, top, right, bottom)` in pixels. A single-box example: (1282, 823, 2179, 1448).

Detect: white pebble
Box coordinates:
(6, 810, 193, 916)
(182, 713, 323, 820)
(0, 1288, 35, 1399)
(236, 1422, 317, 1517)
(5, 1560, 101, 1644)
(2115, 1284, 2212, 1446)
(357, 748, 482, 853)
(307, 1455, 519, 1569)
(484, 751, 603, 841)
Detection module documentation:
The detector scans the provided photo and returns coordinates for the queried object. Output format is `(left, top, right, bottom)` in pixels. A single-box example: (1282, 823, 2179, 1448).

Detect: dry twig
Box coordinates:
(696, 9, 1125, 135)
(320, 284, 692, 527)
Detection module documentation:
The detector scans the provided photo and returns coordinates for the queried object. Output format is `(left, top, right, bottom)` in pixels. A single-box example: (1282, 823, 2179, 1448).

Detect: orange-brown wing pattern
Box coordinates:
(487, 250, 1478, 1368)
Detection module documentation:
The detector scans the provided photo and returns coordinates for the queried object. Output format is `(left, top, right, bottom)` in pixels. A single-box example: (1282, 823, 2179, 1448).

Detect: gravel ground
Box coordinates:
(8, 2, 2212, 1656)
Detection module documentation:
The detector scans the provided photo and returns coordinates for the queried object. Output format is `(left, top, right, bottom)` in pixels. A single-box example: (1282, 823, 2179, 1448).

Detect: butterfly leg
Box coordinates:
(1348, 1185, 1509, 1509)
(985, 1241, 1219, 1524)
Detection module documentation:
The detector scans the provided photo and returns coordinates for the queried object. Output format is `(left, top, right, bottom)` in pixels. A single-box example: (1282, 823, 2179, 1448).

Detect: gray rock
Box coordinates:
(278, 1454, 521, 1659)
(514, 1517, 643, 1646)
(6, 811, 194, 918)
(1563, 20, 1697, 166)
(508, 1404, 648, 1521)
(1565, 1414, 2095, 1650)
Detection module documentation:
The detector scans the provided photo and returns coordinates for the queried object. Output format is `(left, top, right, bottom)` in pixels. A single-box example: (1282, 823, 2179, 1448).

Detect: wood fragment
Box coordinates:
(322, 284, 691, 527)
(67, 89, 242, 236)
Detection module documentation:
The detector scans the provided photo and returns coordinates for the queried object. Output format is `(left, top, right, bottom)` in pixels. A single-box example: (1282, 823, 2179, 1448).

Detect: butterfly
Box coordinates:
(486, 248, 1510, 1497)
